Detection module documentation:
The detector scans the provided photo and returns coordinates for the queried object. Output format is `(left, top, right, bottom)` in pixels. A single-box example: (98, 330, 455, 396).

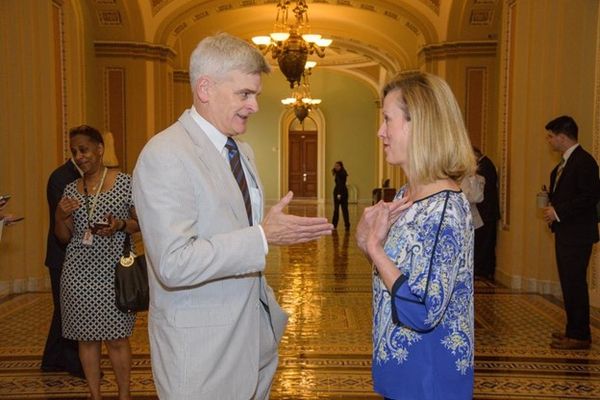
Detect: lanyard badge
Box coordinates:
(82, 167, 108, 246)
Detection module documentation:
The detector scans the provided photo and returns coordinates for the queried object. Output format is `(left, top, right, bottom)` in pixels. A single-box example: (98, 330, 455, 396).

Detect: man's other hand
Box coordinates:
(262, 191, 333, 245)
(542, 206, 557, 224)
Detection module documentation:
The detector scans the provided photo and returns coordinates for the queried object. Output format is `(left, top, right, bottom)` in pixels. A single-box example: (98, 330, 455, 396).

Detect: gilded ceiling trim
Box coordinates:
(97, 10, 122, 26)
(470, 0, 498, 25)
(94, 41, 177, 63)
(420, 0, 440, 14)
(418, 40, 497, 62)
(166, 1, 426, 41)
(151, 0, 439, 16)
(470, 8, 495, 25)
(151, 0, 171, 16)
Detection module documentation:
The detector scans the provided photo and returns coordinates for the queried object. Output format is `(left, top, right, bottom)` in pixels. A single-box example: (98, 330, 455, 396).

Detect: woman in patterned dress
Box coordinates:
(55, 125, 140, 400)
(356, 72, 476, 400)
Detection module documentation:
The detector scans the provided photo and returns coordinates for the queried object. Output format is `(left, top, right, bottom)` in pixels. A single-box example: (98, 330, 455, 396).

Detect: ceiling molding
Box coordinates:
(94, 41, 177, 62)
(418, 40, 497, 62)
(420, 0, 440, 15)
(173, 69, 189, 82)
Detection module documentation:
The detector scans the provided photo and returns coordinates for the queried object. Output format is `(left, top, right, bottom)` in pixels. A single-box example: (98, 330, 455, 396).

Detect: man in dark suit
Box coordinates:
(41, 159, 84, 377)
(543, 115, 600, 350)
(473, 147, 501, 280)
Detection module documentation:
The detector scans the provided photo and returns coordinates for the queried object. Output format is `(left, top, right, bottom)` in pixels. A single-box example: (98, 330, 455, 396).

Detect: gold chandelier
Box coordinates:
(252, 0, 332, 88)
(281, 61, 321, 123)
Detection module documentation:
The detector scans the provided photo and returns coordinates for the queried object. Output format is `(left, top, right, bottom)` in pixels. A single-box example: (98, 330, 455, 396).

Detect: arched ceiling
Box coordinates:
(84, 0, 500, 87)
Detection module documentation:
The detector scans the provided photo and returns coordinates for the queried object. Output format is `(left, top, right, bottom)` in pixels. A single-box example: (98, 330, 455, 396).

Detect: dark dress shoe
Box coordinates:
(550, 337, 591, 350)
(67, 369, 104, 380)
(551, 331, 565, 340)
(41, 365, 65, 373)
(67, 369, 87, 379)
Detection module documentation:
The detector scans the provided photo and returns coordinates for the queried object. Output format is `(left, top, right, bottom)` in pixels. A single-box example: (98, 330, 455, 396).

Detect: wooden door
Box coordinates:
(288, 130, 317, 198)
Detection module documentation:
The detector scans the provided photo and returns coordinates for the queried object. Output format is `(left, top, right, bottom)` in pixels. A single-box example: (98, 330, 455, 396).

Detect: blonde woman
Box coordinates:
(357, 72, 476, 400)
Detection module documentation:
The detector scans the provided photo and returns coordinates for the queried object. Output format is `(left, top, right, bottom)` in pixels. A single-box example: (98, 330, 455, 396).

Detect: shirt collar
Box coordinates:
(562, 143, 579, 163)
(189, 106, 229, 154)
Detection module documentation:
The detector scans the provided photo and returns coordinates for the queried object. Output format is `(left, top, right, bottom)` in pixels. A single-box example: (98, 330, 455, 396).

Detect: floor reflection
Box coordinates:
(332, 230, 350, 282)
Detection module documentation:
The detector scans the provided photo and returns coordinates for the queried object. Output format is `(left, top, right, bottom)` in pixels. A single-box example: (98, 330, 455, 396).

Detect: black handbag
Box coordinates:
(114, 234, 149, 313)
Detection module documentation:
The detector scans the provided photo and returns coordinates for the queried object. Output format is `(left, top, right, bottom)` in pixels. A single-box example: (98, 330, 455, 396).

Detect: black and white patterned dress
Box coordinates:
(60, 172, 136, 341)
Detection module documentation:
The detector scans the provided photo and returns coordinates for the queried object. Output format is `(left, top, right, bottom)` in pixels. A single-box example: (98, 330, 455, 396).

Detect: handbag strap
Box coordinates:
(122, 234, 133, 257)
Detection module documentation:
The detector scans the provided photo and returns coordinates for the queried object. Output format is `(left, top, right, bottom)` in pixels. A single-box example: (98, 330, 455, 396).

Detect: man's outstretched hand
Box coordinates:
(262, 191, 333, 245)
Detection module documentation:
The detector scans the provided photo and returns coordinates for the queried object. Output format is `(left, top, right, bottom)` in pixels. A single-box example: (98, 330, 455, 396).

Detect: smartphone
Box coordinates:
(91, 221, 110, 234)
(0, 194, 11, 203)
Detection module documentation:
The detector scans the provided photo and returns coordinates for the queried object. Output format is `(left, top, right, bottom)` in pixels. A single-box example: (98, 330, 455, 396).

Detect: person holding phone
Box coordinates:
(0, 195, 24, 226)
(55, 125, 139, 400)
(0, 195, 9, 221)
(331, 161, 350, 230)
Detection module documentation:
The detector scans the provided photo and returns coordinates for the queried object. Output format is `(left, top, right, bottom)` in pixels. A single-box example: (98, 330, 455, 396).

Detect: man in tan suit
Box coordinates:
(132, 33, 333, 399)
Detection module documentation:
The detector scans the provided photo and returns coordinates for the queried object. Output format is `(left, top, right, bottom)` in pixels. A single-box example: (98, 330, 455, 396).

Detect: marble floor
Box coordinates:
(0, 203, 599, 399)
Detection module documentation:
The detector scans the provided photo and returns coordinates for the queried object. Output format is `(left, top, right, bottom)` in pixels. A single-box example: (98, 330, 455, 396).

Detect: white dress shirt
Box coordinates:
(190, 106, 268, 253)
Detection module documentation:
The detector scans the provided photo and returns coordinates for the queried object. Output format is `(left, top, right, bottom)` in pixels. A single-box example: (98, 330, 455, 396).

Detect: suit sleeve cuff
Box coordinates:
(258, 225, 269, 255)
(390, 274, 408, 325)
(553, 208, 561, 222)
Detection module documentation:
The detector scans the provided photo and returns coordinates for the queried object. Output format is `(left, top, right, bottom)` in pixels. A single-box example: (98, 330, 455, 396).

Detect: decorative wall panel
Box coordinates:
(105, 68, 126, 170)
(499, 0, 516, 229)
(466, 67, 487, 149)
(52, 2, 67, 160)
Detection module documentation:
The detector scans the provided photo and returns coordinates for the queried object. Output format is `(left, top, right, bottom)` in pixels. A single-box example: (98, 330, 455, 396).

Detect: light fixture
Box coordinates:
(281, 62, 321, 122)
(252, 0, 332, 88)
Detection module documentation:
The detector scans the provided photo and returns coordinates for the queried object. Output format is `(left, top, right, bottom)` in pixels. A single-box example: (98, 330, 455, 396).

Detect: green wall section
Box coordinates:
(244, 68, 379, 203)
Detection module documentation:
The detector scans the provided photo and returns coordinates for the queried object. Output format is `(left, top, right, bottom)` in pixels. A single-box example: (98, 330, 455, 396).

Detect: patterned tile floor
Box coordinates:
(0, 203, 599, 399)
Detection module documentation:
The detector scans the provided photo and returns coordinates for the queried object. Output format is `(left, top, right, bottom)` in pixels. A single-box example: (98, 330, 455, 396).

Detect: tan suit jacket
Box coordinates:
(132, 110, 287, 399)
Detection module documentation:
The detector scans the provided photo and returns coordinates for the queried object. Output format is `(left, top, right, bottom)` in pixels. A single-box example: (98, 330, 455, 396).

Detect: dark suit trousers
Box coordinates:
(41, 267, 81, 372)
(474, 221, 497, 278)
(555, 241, 593, 340)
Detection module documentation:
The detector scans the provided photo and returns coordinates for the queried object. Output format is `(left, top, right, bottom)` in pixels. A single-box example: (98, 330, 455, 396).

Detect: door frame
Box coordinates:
(279, 108, 326, 203)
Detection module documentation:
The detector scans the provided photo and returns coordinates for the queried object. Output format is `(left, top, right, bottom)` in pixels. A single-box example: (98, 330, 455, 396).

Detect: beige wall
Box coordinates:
(0, 0, 61, 295)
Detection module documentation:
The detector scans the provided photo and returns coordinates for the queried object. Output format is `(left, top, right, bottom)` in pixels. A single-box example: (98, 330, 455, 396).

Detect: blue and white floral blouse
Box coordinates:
(372, 187, 474, 400)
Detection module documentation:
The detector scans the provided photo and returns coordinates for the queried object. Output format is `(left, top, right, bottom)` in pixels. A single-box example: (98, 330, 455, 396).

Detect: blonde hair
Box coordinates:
(382, 72, 475, 185)
(102, 131, 119, 167)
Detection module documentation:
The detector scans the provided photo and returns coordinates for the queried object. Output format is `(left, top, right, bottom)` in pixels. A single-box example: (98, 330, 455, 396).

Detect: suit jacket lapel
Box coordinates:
(178, 111, 250, 226)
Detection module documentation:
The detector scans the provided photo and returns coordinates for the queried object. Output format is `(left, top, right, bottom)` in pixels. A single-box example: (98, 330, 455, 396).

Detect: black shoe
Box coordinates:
(41, 365, 66, 373)
(550, 337, 591, 350)
(67, 369, 104, 380)
(551, 331, 566, 340)
(67, 369, 86, 379)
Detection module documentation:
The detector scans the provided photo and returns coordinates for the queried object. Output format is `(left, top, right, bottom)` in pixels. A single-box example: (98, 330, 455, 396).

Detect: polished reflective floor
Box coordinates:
(0, 203, 599, 399)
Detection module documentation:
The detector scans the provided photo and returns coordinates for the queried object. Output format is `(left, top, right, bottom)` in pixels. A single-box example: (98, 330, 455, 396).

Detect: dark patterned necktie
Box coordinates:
(553, 159, 565, 192)
(225, 138, 253, 226)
